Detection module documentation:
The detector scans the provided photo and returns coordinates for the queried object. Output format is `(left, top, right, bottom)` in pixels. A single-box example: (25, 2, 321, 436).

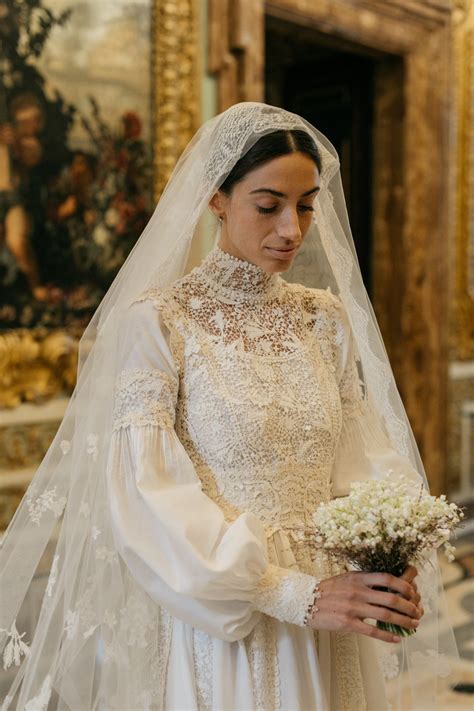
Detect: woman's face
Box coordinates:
(209, 151, 321, 273)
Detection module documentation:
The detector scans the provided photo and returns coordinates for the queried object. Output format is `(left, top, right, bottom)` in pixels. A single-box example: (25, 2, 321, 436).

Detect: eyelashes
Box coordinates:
(256, 205, 314, 215)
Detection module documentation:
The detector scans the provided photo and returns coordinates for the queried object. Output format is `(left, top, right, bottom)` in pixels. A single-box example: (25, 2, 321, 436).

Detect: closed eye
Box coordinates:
(256, 205, 314, 214)
(257, 205, 277, 215)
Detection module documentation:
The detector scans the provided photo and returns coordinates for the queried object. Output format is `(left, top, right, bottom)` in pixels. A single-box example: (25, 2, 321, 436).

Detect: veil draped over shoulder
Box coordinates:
(0, 102, 457, 709)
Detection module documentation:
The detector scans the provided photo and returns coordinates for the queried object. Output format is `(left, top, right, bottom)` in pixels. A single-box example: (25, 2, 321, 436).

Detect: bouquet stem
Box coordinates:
(377, 621, 416, 637)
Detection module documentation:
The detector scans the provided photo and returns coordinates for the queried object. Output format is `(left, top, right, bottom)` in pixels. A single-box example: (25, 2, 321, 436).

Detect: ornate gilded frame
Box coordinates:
(454, 22, 474, 360)
(0, 0, 200, 410)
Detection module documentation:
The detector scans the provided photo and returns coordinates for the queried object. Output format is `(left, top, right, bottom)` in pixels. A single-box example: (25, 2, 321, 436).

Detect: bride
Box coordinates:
(0, 102, 456, 710)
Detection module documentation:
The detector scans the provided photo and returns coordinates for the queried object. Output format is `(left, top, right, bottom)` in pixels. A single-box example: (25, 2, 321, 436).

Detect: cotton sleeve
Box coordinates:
(107, 298, 319, 642)
(331, 299, 421, 497)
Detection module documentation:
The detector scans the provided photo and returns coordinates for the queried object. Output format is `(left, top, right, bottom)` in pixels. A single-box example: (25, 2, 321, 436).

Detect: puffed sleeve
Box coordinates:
(331, 298, 421, 497)
(107, 297, 319, 642)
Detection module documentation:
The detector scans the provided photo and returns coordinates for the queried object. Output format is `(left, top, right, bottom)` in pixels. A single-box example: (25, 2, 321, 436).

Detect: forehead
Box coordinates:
(241, 152, 320, 188)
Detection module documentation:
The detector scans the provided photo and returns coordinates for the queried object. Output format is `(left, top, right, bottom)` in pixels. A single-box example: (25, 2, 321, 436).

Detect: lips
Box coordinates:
(265, 246, 298, 258)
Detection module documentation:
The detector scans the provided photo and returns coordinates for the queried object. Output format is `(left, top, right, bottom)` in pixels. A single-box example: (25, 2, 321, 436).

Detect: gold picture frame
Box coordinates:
(454, 24, 474, 361)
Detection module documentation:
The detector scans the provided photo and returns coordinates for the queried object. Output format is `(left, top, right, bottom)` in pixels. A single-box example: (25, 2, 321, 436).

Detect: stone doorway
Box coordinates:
(265, 16, 379, 293)
(208, 0, 453, 493)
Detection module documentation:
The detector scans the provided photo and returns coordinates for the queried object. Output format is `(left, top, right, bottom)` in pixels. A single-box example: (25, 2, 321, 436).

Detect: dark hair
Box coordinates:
(219, 129, 322, 195)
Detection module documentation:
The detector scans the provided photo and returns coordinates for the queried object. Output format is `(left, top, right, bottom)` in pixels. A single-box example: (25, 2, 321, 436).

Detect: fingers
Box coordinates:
(351, 618, 400, 644)
(306, 572, 425, 640)
(400, 565, 418, 583)
(367, 590, 420, 619)
(360, 572, 415, 600)
(357, 603, 420, 631)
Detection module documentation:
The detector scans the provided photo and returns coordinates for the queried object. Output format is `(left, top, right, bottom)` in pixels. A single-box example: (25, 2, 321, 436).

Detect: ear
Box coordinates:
(208, 190, 227, 219)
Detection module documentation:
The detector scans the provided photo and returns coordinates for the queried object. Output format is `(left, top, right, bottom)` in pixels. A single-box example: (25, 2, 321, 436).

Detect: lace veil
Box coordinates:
(0, 102, 458, 709)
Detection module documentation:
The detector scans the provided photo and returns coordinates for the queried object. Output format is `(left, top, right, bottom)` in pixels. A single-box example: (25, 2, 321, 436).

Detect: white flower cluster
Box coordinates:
(313, 475, 463, 567)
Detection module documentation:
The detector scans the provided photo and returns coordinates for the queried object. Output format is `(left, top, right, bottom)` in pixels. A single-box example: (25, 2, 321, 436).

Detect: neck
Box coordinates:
(195, 244, 280, 304)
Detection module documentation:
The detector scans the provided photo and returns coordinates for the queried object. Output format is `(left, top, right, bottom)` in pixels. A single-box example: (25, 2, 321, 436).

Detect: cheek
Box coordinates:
(240, 209, 273, 235)
(300, 213, 314, 234)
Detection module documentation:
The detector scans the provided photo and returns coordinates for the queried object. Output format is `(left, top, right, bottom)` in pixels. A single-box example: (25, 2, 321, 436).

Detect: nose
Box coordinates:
(277, 207, 302, 245)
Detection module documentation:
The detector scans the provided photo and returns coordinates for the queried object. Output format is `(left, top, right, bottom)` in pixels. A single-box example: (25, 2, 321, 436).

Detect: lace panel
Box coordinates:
(193, 629, 213, 710)
(136, 247, 347, 537)
(246, 615, 281, 711)
(112, 368, 178, 431)
(198, 103, 340, 204)
(333, 633, 367, 711)
(254, 565, 320, 627)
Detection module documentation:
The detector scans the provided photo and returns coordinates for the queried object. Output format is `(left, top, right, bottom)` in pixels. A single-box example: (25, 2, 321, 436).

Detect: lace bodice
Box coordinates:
(127, 246, 352, 544)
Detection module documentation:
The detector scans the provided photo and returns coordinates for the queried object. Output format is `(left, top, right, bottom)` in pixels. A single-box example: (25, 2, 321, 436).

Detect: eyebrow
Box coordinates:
(249, 186, 320, 198)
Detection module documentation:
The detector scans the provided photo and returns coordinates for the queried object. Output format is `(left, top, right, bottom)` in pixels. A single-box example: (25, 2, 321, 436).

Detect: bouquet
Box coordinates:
(312, 475, 463, 637)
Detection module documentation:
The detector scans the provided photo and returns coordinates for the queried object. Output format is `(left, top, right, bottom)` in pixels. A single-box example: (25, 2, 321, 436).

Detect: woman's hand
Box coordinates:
(400, 565, 424, 616)
(306, 568, 423, 643)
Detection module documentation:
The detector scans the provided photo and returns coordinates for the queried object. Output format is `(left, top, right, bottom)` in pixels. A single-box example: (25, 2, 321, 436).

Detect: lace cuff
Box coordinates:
(254, 563, 320, 627)
(112, 368, 179, 431)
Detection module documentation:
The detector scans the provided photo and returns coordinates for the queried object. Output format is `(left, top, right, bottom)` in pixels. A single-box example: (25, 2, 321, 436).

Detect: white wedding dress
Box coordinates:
(107, 245, 414, 710)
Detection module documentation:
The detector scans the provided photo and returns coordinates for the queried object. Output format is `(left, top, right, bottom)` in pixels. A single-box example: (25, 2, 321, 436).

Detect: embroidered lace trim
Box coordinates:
(112, 368, 178, 432)
(247, 615, 281, 710)
(193, 629, 213, 710)
(254, 564, 320, 627)
(190, 245, 281, 304)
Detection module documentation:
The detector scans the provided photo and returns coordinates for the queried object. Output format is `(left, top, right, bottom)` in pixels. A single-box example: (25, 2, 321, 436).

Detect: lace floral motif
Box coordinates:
(112, 368, 178, 431)
(24, 675, 52, 711)
(1, 620, 30, 670)
(138, 247, 348, 537)
(63, 577, 97, 642)
(379, 651, 400, 680)
(247, 615, 281, 710)
(333, 633, 367, 711)
(60, 439, 70, 455)
(45, 555, 59, 597)
(199, 103, 339, 203)
(86, 433, 99, 461)
(64, 609, 79, 640)
(128, 245, 377, 706)
(339, 349, 367, 417)
(193, 629, 213, 710)
(255, 565, 320, 627)
(26, 486, 66, 525)
(119, 594, 156, 648)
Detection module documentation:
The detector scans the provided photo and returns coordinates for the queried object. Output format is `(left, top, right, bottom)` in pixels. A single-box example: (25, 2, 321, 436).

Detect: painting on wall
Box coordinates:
(0, 0, 154, 332)
(0, 0, 200, 528)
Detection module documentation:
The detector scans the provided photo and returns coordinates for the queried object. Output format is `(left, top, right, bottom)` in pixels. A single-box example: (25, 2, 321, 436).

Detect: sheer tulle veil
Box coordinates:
(0, 102, 458, 708)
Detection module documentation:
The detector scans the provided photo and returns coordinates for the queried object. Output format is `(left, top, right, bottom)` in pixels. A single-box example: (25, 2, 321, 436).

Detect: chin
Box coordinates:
(261, 249, 297, 272)
(267, 261, 290, 273)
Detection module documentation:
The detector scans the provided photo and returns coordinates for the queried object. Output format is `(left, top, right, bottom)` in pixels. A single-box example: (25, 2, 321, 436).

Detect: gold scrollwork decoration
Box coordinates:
(453, 0, 473, 26)
(0, 329, 78, 409)
(152, 0, 200, 198)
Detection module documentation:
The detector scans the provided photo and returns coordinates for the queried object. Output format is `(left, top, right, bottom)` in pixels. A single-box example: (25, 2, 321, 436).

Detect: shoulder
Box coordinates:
(282, 280, 347, 325)
(133, 268, 200, 310)
(129, 278, 186, 327)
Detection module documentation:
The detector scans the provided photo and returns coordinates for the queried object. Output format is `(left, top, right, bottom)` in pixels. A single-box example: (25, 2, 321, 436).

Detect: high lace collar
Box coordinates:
(195, 245, 281, 304)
